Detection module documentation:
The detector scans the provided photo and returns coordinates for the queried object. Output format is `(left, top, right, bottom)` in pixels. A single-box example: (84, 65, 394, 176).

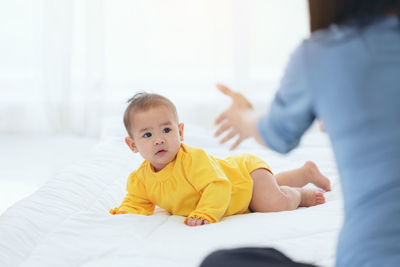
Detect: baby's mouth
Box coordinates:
(155, 149, 167, 156)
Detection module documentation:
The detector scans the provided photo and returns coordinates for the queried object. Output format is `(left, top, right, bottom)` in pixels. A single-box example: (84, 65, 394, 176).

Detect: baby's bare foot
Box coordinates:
(304, 161, 331, 191)
(299, 188, 326, 207)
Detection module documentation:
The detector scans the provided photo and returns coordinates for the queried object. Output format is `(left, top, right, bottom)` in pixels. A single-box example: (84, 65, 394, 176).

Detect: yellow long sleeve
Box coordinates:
(110, 171, 155, 215)
(184, 149, 232, 223)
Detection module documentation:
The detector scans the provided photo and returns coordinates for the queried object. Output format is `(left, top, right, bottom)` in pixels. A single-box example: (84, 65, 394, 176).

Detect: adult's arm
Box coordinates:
(258, 42, 315, 153)
(214, 42, 315, 153)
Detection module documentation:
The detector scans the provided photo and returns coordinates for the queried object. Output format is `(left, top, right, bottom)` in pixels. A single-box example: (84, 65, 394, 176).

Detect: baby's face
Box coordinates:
(126, 105, 183, 172)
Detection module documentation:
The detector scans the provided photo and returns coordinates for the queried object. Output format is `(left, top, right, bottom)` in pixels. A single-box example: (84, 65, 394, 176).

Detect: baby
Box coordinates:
(110, 92, 331, 226)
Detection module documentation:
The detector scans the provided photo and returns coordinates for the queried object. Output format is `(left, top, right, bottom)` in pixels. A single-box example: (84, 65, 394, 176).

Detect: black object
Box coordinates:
(200, 247, 318, 267)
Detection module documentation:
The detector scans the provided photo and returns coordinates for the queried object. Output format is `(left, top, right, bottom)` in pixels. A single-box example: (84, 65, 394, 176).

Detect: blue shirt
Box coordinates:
(258, 17, 400, 267)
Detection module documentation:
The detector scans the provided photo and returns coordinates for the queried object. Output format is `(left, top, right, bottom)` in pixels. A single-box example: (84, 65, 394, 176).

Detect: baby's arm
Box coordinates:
(110, 172, 155, 215)
(184, 179, 232, 226)
(183, 148, 233, 226)
(110, 192, 154, 215)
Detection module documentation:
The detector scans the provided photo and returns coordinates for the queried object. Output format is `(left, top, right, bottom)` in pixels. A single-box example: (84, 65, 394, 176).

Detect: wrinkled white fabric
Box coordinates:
(0, 122, 342, 267)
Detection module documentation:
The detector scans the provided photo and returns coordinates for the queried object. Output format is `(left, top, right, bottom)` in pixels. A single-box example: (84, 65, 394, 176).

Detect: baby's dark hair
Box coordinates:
(123, 92, 178, 137)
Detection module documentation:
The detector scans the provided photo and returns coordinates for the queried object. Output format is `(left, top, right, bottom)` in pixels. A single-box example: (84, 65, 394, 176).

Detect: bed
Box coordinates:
(0, 117, 343, 267)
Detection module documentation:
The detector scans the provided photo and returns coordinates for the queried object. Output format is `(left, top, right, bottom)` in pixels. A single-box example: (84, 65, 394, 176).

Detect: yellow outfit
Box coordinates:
(110, 143, 272, 224)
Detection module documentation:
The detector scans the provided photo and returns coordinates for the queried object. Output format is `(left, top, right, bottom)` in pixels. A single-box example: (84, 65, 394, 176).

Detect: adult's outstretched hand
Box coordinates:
(214, 84, 264, 150)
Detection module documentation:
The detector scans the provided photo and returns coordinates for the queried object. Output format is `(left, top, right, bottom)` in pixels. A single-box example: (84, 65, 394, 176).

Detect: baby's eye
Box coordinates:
(163, 128, 171, 134)
(143, 132, 152, 138)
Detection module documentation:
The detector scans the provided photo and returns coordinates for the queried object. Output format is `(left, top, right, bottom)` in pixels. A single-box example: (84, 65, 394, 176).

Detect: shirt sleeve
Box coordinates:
(184, 149, 232, 224)
(109, 171, 155, 215)
(258, 42, 316, 154)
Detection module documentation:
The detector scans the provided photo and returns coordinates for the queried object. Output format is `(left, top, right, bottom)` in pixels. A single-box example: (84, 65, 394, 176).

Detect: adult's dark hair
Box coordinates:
(308, 0, 400, 32)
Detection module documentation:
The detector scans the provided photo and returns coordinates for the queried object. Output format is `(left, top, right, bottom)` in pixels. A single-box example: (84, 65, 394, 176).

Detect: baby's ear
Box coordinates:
(125, 136, 138, 153)
(178, 123, 184, 141)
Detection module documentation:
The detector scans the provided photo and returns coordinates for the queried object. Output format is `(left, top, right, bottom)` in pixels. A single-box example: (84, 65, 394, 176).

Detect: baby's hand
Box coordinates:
(186, 217, 209, 226)
(109, 208, 127, 215)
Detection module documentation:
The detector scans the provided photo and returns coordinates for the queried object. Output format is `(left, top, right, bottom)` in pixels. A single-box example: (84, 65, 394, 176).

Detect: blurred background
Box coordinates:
(0, 0, 309, 213)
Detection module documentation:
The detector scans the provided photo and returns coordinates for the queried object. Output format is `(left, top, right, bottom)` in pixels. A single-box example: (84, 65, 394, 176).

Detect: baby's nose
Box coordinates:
(154, 137, 165, 145)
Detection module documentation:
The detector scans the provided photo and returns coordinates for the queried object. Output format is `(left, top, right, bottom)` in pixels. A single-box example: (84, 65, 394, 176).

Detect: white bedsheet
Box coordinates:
(0, 122, 343, 267)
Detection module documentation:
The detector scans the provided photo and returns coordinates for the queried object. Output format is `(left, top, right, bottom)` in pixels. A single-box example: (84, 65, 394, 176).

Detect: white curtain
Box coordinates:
(42, 0, 105, 135)
(0, 0, 309, 136)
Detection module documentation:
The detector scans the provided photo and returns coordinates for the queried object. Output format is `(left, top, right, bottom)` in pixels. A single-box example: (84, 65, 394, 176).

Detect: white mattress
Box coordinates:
(0, 121, 343, 267)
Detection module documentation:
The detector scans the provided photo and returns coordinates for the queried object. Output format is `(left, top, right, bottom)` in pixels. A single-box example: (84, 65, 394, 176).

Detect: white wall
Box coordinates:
(0, 0, 309, 135)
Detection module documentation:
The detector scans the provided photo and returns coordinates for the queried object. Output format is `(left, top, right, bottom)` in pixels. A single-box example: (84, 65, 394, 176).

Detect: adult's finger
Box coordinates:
(214, 111, 227, 126)
(216, 83, 235, 98)
(214, 121, 231, 138)
(217, 84, 253, 109)
(219, 129, 237, 144)
(230, 136, 244, 150)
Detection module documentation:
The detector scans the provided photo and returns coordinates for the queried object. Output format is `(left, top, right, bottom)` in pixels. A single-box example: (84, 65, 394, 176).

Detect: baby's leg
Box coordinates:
(274, 161, 331, 191)
(249, 168, 325, 212)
